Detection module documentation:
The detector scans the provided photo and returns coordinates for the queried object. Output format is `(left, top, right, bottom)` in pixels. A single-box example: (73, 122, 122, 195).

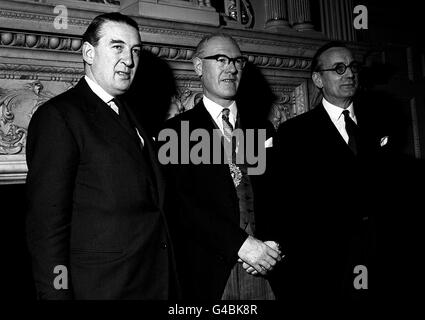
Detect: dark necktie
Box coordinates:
(222, 108, 236, 163)
(112, 98, 145, 148)
(342, 109, 358, 155)
(112, 98, 132, 130)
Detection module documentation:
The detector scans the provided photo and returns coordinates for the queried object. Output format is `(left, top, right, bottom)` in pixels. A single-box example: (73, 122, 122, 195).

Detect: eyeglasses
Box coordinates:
(201, 54, 247, 70)
(317, 62, 362, 75)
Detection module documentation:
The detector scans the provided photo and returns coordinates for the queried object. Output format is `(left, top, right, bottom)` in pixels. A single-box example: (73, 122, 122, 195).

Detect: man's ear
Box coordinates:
(312, 72, 323, 89)
(82, 41, 94, 65)
(192, 57, 203, 77)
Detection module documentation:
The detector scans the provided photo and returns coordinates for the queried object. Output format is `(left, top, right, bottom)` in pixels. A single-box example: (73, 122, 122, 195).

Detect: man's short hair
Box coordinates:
(82, 12, 139, 46)
(311, 41, 348, 74)
(193, 33, 241, 59)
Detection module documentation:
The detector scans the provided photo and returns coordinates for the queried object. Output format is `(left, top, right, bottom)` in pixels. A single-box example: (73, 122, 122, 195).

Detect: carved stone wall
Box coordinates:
(0, 0, 374, 183)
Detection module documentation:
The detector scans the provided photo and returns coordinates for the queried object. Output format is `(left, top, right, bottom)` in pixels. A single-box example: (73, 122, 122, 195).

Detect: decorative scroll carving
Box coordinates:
(0, 80, 72, 155)
(268, 82, 309, 129)
(269, 90, 292, 130)
(168, 88, 203, 119)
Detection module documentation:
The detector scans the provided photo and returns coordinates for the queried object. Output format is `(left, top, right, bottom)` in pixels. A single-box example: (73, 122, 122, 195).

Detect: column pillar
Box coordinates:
(319, 0, 356, 41)
(287, 0, 314, 31)
(264, 0, 290, 32)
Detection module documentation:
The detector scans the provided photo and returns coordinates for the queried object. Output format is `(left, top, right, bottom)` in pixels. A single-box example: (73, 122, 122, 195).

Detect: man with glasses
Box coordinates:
(270, 41, 379, 302)
(161, 33, 282, 300)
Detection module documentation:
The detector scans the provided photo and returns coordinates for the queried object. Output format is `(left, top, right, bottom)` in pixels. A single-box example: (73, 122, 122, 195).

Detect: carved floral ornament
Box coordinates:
(0, 81, 73, 155)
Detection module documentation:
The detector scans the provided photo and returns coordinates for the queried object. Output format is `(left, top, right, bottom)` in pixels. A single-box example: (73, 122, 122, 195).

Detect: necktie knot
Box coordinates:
(222, 107, 230, 120)
(342, 109, 351, 120)
(112, 98, 132, 128)
(111, 98, 123, 112)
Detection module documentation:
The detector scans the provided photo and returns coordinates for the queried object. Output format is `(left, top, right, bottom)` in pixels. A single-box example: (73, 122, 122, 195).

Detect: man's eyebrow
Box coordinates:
(109, 39, 125, 45)
(109, 39, 142, 48)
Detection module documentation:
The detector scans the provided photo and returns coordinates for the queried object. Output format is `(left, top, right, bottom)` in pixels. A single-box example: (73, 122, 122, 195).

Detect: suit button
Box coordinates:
(161, 242, 167, 249)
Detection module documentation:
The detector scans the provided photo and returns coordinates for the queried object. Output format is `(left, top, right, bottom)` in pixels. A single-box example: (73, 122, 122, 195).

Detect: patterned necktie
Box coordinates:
(342, 109, 358, 154)
(222, 108, 236, 163)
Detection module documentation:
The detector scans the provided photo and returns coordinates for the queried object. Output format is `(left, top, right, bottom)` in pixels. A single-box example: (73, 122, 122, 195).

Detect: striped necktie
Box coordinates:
(222, 108, 236, 163)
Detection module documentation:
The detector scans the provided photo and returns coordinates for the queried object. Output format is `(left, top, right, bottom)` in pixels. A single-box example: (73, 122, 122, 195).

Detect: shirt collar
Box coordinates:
(84, 75, 114, 104)
(322, 97, 356, 123)
(203, 95, 237, 125)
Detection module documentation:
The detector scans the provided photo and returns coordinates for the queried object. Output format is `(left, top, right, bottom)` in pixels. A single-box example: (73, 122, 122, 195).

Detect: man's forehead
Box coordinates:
(204, 37, 241, 54)
(98, 21, 140, 42)
(320, 47, 353, 64)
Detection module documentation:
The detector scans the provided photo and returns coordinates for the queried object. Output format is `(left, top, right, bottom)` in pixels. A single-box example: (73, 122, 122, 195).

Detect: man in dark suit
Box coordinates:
(272, 42, 383, 302)
(26, 13, 177, 300)
(159, 33, 282, 300)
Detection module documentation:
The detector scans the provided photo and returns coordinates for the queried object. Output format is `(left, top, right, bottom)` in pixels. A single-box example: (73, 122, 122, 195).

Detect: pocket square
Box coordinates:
(380, 136, 389, 147)
(265, 137, 273, 148)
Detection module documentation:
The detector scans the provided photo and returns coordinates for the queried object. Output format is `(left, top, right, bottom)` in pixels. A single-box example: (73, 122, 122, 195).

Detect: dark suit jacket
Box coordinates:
(160, 100, 276, 300)
(271, 102, 384, 301)
(26, 78, 177, 300)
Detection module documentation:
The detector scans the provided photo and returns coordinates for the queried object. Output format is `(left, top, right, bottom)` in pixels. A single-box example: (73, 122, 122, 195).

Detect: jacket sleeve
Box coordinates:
(26, 103, 78, 299)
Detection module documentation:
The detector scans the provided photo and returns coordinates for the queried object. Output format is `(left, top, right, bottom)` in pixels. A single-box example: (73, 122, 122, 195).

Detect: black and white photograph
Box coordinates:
(0, 0, 423, 316)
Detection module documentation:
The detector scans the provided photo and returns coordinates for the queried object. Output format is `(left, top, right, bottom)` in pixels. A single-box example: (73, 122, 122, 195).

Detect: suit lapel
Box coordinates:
(76, 79, 144, 163)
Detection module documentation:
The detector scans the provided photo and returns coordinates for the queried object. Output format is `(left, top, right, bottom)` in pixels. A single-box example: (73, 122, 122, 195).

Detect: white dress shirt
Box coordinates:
(84, 75, 119, 114)
(322, 97, 357, 144)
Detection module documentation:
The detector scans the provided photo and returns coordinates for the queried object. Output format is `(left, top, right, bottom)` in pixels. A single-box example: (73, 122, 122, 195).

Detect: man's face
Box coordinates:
(83, 21, 141, 96)
(312, 47, 358, 108)
(193, 37, 242, 108)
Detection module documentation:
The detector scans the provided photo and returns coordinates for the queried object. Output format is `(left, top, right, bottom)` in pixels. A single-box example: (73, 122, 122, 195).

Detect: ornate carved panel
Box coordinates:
(0, 80, 73, 184)
(0, 80, 72, 155)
